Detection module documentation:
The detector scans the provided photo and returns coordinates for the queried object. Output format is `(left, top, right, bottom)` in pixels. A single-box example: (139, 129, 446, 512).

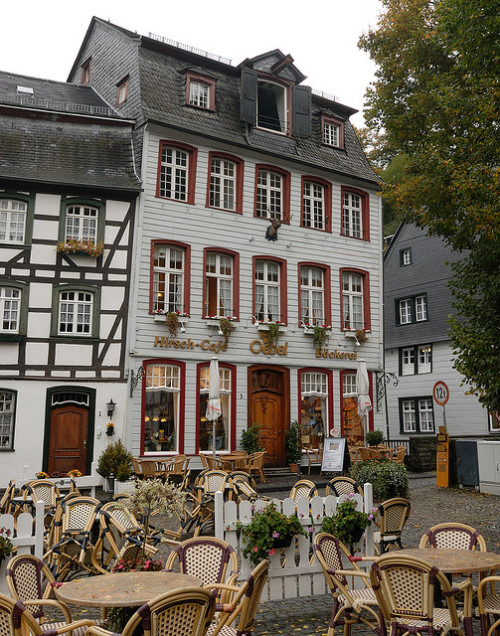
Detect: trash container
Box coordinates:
(455, 439, 480, 488)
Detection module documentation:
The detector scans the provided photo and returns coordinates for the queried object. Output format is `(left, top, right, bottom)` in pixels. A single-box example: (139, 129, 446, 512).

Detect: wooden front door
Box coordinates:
(248, 366, 289, 467)
(48, 405, 88, 475)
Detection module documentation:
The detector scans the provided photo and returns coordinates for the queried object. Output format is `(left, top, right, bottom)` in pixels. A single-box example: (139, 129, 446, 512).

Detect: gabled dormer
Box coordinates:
(239, 50, 311, 138)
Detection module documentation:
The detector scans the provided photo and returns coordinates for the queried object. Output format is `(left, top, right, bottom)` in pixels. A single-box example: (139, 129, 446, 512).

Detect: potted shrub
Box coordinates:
(237, 502, 308, 566)
(241, 424, 264, 455)
(322, 493, 377, 554)
(285, 420, 302, 473)
(97, 439, 133, 491)
(366, 430, 384, 447)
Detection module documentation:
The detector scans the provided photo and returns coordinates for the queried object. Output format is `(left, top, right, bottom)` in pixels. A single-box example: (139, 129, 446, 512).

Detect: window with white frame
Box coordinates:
(398, 295, 428, 324)
(0, 287, 20, 333)
(400, 248, 412, 266)
(323, 120, 340, 147)
(342, 271, 364, 330)
(153, 245, 185, 314)
(300, 371, 328, 449)
(256, 169, 283, 220)
(58, 290, 93, 335)
(189, 81, 210, 108)
(342, 191, 362, 238)
(401, 347, 416, 376)
(400, 397, 434, 433)
(209, 158, 236, 211)
(302, 180, 326, 230)
(158, 146, 189, 201)
(0, 199, 27, 244)
(199, 365, 231, 452)
(144, 364, 180, 453)
(205, 252, 233, 317)
(418, 345, 432, 373)
(401, 344, 432, 375)
(300, 266, 324, 326)
(65, 205, 98, 243)
(255, 260, 281, 323)
(0, 390, 15, 449)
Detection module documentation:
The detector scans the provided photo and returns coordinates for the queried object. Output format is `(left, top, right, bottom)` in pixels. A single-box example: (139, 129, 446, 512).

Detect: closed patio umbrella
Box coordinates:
(356, 359, 372, 439)
(206, 357, 222, 460)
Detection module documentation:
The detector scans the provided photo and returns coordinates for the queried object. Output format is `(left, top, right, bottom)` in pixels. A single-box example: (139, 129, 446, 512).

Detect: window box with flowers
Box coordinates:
(237, 502, 308, 566)
(322, 494, 377, 554)
(256, 321, 286, 347)
(153, 310, 189, 336)
(106, 422, 115, 436)
(35, 471, 49, 480)
(302, 323, 332, 349)
(205, 316, 238, 346)
(344, 329, 371, 345)
(57, 239, 104, 257)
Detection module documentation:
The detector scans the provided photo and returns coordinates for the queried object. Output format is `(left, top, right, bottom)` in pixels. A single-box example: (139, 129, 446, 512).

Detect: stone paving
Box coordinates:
(67, 471, 499, 636)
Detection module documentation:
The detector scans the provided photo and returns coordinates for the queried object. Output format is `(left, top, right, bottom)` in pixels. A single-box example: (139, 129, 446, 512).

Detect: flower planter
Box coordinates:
(272, 535, 293, 549)
(114, 479, 136, 496)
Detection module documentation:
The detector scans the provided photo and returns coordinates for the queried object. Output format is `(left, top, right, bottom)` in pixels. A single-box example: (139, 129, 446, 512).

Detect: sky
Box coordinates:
(1, 0, 382, 127)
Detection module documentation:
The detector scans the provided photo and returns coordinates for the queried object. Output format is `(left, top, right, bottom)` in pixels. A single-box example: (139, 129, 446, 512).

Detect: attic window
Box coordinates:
(322, 115, 344, 149)
(17, 86, 34, 96)
(257, 80, 287, 133)
(186, 72, 216, 110)
(116, 77, 129, 106)
(81, 58, 91, 85)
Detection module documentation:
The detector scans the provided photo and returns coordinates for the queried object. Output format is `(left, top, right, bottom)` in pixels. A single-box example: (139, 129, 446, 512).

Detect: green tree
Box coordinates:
(360, 0, 500, 411)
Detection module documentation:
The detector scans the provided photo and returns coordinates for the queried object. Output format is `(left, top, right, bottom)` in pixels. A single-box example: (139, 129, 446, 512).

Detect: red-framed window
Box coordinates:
(141, 359, 186, 455)
(298, 368, 334, 449)
(339, 267, 371, 331)
(116, 76, 129, 106)
(340, 186, 370, 241)
(321, 115, 345, 149)
(81, 58, 91, 85)
(254, 165, 291, 222)
(206, 152, 244, 214)
(340, 369, 374, 442)
(156, 140, 198, 205)
(186, 72, 216, 111)
(298, 262, 331, 327)
(203, 248, 239, 320)
(150, 240, 191, 316)
(196, 362, 237, 453)
(253, 256, 287, 325)
(300, 176, 332, 232)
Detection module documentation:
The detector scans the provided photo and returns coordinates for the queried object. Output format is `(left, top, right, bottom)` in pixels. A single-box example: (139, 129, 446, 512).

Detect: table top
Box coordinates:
(56, 571, 202, 608)
(398, 548, 500, 575)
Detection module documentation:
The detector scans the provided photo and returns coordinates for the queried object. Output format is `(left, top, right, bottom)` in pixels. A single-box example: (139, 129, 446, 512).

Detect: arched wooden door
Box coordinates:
(248, 365, 289, 467)
(48, 403, 88, 475)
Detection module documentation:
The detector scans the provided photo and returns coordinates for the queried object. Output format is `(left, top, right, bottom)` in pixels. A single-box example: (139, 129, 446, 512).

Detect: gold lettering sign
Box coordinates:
(153, 336, 228, 354)
(249, 330, 289, 357)
(315, 348, 358, 361)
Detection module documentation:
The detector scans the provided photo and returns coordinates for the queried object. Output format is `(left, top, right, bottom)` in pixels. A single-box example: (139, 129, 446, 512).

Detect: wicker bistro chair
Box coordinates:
(419, 522, 487, 551)
(131, 457, 144, 479)
(325, 477, 364, 498)
(246, 451, 267, 483)
(0, 479, 17, 515)
(85, 587, 216, 636)
(288, 478, 318, 501)
(314, 532, 382, 636)
(373, 498, 411, 554)
(205, 560, 269, 636)
(0, 591, 95, 636)
(230, 474, 270, 504)
(477, 575, 500, 636)
(304, 447, 322, 475)
(370, 553, 473, 636)
(43, 495, 102, 580)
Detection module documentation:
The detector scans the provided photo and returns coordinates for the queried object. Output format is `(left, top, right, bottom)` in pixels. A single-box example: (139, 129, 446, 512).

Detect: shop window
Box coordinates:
(151, 241, 190, 315)
(341, 371, 365, 445)
(198, 363, 234, 452)
(299, 370, 331, 450)
(399, 397, 434, 433)
(156, 141, 197, 205)
(341, 186, 370, 241)
(0, 389, 16, 449)
(143, 361, 185, 454)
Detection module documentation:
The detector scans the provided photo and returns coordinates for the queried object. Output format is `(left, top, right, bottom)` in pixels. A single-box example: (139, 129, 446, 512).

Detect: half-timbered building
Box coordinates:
(67, 18, 385, 469)
(0, 71, 141, 485)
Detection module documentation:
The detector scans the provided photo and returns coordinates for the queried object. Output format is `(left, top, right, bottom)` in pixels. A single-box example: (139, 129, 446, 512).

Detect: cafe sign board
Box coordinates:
(321, 437, 346, 473)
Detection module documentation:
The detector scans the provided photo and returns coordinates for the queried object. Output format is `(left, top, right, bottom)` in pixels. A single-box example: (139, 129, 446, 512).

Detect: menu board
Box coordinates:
(321, 437, 346, 473)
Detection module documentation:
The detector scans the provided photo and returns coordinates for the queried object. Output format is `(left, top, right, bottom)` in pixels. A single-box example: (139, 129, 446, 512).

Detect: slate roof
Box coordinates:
(0, 71, 141, 192)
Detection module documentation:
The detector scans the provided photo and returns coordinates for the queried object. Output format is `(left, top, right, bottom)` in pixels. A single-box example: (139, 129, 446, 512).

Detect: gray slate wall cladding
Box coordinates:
(384, 224, 463, 348)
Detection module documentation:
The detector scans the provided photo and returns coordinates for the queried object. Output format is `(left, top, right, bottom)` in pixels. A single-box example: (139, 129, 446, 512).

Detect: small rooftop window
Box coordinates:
(17, 86, 34, 96)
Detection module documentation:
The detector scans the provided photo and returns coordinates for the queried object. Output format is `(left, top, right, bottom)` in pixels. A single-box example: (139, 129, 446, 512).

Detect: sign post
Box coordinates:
(433, 382, 450, 488)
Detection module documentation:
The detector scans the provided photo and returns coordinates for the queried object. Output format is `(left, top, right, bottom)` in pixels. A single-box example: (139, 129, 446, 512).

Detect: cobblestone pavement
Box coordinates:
(67, 473, 499, 636)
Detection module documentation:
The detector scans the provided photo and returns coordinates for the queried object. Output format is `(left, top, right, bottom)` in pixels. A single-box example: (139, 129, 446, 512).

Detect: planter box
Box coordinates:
(114, 480, 137, 496)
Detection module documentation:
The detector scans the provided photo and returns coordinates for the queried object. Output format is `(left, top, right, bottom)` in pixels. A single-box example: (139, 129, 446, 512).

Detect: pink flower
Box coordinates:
(273, 531, 280, 539)
(253, 546, 258, 552)
(268, 549, 275, 556)
(307, 526, 314, 534)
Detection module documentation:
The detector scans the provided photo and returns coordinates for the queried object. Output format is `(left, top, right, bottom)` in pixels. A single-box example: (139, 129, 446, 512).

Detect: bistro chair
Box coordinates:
(85, 587, 216, 636)
(419, 522, 487, 551)
(0, 479, 17, 515)
(313, 532, 381, 636)
(288, 478, 318, 501)
(0, 591, 95, 636)
(373, 497, 411, 554)
(131, 457, 144, 479)
(370, 553, 472, 636)
(205, 559, 269, 636)
(477, 575, 500, 636)
(247, 451, 267, 483)
(325, 476, 363, 498)
(304, 447, 322, 475)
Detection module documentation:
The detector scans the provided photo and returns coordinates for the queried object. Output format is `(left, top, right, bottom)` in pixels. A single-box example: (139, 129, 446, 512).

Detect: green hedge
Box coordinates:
(350, 458, 409, 500)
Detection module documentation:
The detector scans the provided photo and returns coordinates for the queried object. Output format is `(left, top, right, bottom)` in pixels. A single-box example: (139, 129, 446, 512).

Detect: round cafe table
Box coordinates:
(397, 548, 500, 575)
(56, 571, 202, 608)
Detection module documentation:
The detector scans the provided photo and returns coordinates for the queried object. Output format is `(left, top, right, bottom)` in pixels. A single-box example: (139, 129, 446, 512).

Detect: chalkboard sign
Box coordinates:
(321, 437, 346, 473)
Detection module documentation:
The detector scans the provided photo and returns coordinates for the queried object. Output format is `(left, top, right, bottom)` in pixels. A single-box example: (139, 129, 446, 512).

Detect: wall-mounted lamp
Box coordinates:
(106, 399, 116, 418)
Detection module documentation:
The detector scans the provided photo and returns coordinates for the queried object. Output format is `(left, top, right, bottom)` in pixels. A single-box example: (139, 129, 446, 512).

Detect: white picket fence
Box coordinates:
(0, 500, 45, 594)
(214, 484, 374, 601)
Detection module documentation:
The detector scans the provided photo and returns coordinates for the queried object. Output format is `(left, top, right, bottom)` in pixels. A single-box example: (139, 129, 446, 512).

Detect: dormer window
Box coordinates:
(257, 80, 287, 133)
(116, 77, 129, 106)
(186, 72, 216, 110)
(322, 115, 344, 148)
(16, 86, 34, 96)
(81, 58, 91, 85)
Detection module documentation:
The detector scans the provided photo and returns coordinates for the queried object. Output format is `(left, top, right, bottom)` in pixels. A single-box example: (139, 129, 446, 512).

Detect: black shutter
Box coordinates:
(240, 67, 257, 125)
(292, 85, 312, 137)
